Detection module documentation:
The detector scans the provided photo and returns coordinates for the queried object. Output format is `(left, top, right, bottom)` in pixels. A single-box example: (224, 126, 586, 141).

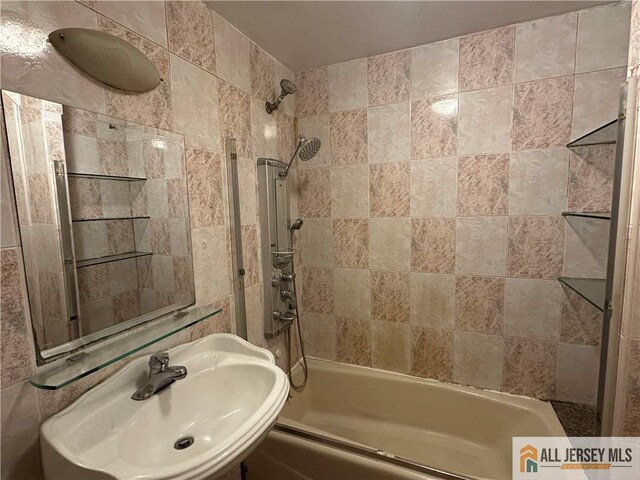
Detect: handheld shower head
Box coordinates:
(290, 218, 304, 231)
(266, 78, 296, 114)
(280, 136, 322, 178)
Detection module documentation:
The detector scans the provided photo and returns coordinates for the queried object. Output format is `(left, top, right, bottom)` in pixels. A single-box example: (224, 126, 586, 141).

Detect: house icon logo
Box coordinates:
(520, 445, 538, 473)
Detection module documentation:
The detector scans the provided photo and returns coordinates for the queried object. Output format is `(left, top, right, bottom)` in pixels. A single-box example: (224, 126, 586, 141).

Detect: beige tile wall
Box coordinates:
(296, 2, 630, 404)
(0, 1, 295, 478)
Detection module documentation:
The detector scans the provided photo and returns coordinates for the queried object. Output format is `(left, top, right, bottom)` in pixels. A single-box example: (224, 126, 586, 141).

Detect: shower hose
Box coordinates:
(287, 229, 309, 390)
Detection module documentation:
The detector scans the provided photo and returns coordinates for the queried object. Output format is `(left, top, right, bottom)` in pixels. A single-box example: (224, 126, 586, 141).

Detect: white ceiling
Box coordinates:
(209, 1, 612, 71)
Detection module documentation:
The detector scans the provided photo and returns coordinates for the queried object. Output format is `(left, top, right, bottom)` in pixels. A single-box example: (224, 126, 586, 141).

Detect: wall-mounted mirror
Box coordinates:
(2, 90, 195, 361)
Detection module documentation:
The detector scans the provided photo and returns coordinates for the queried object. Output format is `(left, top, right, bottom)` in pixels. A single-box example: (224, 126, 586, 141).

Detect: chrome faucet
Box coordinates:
(131, 352, 187, 401)
(281, 288, 297, 308)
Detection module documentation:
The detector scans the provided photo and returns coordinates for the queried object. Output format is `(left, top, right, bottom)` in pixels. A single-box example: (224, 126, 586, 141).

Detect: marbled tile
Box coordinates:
(69, 177, 102, 219)
(100, 16, 173, 130)
(214, 13, 250, 92)
(332, 218, 368, 269)
(250, 44, 275, 102)
(142, 140, 166, 180)
(368, 102, 410, 164)
(40, 272, 64, 319)
(367, 50, 410, 106)
(301, 266, 333, 314)
(218, 81, 252, 158)
(411, 95, 458, 160)
(411, 38, 459, 98)
(62, 106, 97, 136)
(459, 26, 514, 91)
(509, 149, 568, 215)
(328, 58, 368, 112)
(369, 162, 410, 217)
(455, 276, 504, 335)
(335, 316, 371, 366)
(97, 138, 127, 176)
(560, 287, 602, 346)
(185, 147, 225, 228)
(251, 97, 277, 158)
(411, 326, 453, 382)
(410, 273, 455, 329)
(173, 256, 192, 295)
(167, 178, 187, 218)
(369, 218, 411, 271)
(105, 220, 134, 255)
(514, 12, 577, 82)
(190, 297, 232, 340)
(334, 268, 371, 318)
(507, 216, 564, 279)
(295, 66, 329, 118)
(112, 290, 140, 323)
(150, 219, 171, 256)
(45, 117, 64, 162)
(277, 111, 296, 162)
(557, 344, 599, 404)
(505, 278, 562, 341)
(458, 86, 512, 155)
(166, 0, 216, 73)
(456, 217, 507, 276)
(371, 270, 410, 323)
(411, 218, 455, 274)
(372, 321, 410, 373)
(576, 2, 631, 74)
(457, 154, 509, 216)
(241, 224, 260, 287)
(563, 216, 609, 278)
(300, 218, 332, 267)
(302, 314, 336, 360)
(97, 1, 167, 46)
(454, 331, 504, 390)
(26, 174, 53, 223)
(330, 109, 367, 166)
(410, 157, 457, 218)
(330, 165, 369, 218)
(297, 114, 330, 167)
(503, 337, 557, 399)
(568, 145, 615, 213)
(623, 340, 640, 435)
(297, 168, 331, 218)
(191, 227, 232, 304)
(512, 76, 574, 150)
(630, 2, 640, 69)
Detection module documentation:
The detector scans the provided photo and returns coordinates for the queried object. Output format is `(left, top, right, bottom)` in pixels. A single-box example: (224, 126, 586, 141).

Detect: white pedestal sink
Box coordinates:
(41, 334, 289, 480)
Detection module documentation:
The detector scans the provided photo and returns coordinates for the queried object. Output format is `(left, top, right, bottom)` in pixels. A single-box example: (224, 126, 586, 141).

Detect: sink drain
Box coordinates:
(174, 436, 195, 450)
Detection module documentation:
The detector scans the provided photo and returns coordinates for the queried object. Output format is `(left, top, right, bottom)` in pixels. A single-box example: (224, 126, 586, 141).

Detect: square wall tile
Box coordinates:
(336, 316, 371, 366)
(302, 314, 336, 360)
(368, 102, 410, 164)
(218, 82, 252, 158)
(410, 157, 457, 218)
(191, 227, 231, 305)
(370, 218, 411, 271)
(509, 149, 568, 215)
(298, 168, 331, 218)
(503, 337, 557, 399)
(371, 270, 410, 323)
(458, 86, 512, 155)
(334, 268, 371, 318)
(251, 97, 277, 158)
(295, 66, 329, 118)
(369, 162, 410, 217)
(457, 154, 509, 216)
(411, 326, 453, 382)
(456, 217, 507, 276)
(300, 218, 332, 267)
(512, 76, 574, 150)
(333, 218, 369, 269)
(455, 276, 504, 335)
(459, 26, 514, 91)
(507, 216, 564, 279)
(410, 95, 458, 159)
(328, 58, 368, 112)
(367, 50, 411, 106)
(454, 332, 504, 390)
(410, 273, 455, 329)
(563, 216, 609, 278)
(411, 38, 459, 98)
(514, 12, 577, 82)
(98, 1, 167, 46)
(372, 321, 410, 373)
(576, 2, 631, 74)
(411, 218, 456, 274)
(301, 266, 334, 314)
(330, 109, 367, 166)
(557, 344, 600, 405)
(560, 287, 602, 346)
(214, 13, 250, 92)
(568, 145, 615, 213)
(185, 147, 225, 228)
(505, 278, 562, 341)
(330, 166, 369, 218)
(297, 115, 330, 168)
(250, 44, 275, 102)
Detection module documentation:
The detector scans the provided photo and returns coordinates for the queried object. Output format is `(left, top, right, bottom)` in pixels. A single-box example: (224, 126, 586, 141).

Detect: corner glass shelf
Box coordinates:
(30, 305, 222, 390)
(562, 211, 611, 220)
(72, 215, 150, 223)
(567, 119, 617, 148)
(558, 277, 606, 311)
(76, 251, 152, 268)
(67, 172, 147, 182)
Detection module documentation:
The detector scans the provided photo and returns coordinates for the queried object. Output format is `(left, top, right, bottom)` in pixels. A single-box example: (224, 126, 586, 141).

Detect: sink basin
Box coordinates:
(41, 334, 289, 480)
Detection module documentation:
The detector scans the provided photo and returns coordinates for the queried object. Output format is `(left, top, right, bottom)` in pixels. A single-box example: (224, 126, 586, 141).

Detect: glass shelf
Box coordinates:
(558, 277, 606, 311)
(567, 119, 617, 147)
(562, 211, 611, 220)
(30, 305, 222, 390)
(76, 251, 152, 268)
(72, 215, 150, 223)
(67, 172, 147, 182)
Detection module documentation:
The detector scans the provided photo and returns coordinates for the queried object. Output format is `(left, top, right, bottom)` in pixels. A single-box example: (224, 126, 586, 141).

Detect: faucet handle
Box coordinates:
(149, 352, 169, 370)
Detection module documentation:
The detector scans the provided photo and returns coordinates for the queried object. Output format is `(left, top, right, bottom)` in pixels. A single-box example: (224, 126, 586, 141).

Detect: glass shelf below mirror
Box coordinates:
(562, 211, 611, 220)
(566, 119, 617, 148)
(76, 251, 152, 268)
(30, 305, 222, 390)
(72, 215, 151, 223)
(558, 277, 606, 311)
(67, 172, 147, 181)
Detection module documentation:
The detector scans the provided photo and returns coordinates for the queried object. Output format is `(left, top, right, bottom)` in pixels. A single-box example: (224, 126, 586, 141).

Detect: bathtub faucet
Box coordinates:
(281, 288, 297, 308)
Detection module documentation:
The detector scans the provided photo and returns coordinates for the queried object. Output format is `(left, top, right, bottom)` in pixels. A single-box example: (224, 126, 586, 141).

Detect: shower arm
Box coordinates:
(280, 140, 303, 178)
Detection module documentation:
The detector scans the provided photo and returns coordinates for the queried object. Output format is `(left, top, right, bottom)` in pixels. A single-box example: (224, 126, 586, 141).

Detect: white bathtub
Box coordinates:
(246, 358, 566, 480)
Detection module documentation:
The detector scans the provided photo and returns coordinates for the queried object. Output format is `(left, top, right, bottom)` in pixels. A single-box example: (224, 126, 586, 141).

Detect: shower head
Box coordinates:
(265, 78, 296, 114)
(280, 136, 322, 178)
(290, 218, 304, 231)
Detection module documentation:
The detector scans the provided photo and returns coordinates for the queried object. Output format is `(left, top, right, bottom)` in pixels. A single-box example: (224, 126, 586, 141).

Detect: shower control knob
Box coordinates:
(271, 278, 279, 287)
(280, 272, 295, 282)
